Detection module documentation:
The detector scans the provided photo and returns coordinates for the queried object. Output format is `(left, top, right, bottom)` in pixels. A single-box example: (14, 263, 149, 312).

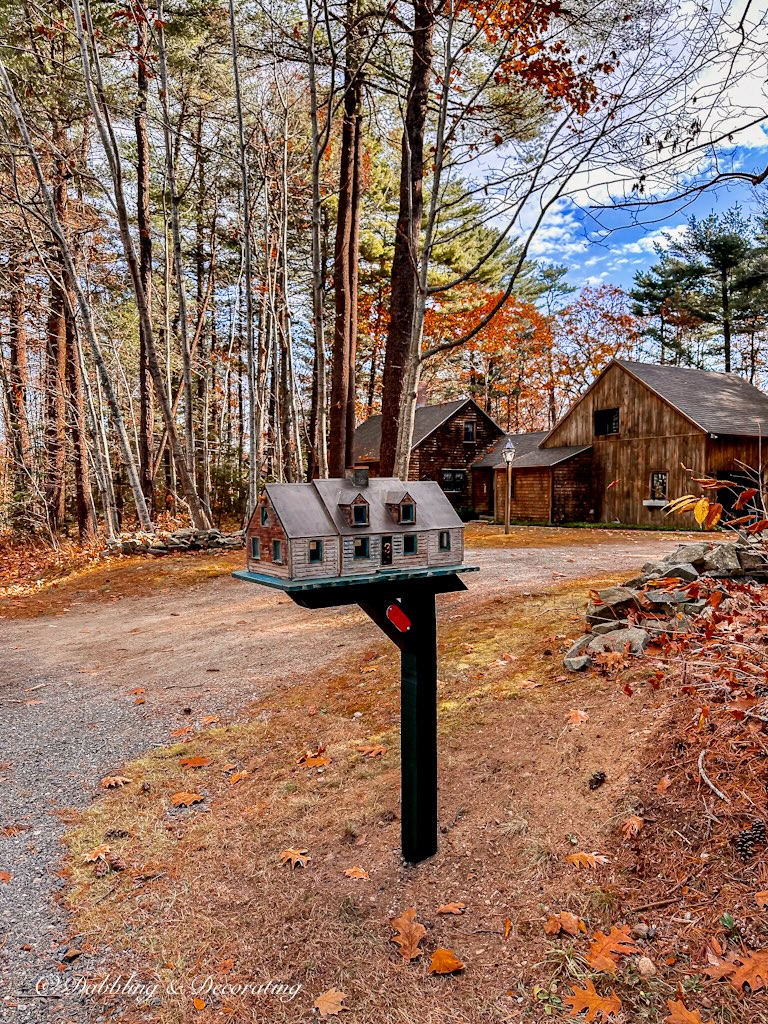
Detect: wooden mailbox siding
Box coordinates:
(544, 362, 707, 526)
(409, 406, 503, 509)
(246, 512, 290, 578)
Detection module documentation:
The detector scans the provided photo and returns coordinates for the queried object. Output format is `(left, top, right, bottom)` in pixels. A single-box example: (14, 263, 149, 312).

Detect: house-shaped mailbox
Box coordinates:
(233, 467, 478, 864)
(243, 468, 465, 583)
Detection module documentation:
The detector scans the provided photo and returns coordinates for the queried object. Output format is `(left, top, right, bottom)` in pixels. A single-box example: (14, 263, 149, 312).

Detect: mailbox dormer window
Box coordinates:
(400, 502, 415, 524)
(594, 408, 619, 436)
(354, 537, 370, 559)
(251, 537, 261, 560)
(353, 504, 369, 525)
(309, 539, 323, 563)
(403, 534, 418, 556)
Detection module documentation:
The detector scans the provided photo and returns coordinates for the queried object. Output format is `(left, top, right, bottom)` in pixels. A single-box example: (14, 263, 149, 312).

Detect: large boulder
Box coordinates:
(588, 627, 650, 656)
(700, 543, 742, 577)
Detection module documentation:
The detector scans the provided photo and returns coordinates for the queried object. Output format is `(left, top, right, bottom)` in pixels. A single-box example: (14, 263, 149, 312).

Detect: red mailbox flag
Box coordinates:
(386, 603, 412, 633)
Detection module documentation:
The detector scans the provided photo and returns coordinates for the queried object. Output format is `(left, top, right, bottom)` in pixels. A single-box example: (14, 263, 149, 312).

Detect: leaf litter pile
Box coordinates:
(55, 575, 768, 1023)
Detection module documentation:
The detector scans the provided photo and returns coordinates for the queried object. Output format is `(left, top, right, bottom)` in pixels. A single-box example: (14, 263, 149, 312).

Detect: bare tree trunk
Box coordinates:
(45, 133, 69, 531)
(66, 301, 97, 541)
(379, 0, 434, 476)
(135, 10, 154, 511)
(7, 267, 32, 490)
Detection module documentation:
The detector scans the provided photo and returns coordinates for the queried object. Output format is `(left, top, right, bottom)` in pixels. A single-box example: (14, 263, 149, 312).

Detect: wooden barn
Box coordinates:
(353, 398, 505, 513)
(489, 359, 768, 526)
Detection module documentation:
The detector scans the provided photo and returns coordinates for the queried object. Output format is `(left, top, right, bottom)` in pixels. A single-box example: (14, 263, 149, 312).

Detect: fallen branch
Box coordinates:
(698, 750, 731, 804)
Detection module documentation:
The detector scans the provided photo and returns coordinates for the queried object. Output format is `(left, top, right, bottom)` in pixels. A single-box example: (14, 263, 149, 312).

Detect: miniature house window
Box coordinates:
(403, 534, 418, 556)
(261, 506, 269, 526)
(251, 537, 261, 560)
(272, 539, 283, 563)
(309, 540, 323, 563)
(463, 421, 476, 442)
(353, 504, 369, 525)
(650, 472, 668, 501)
(400, 502, 415, 523)
(594, 408, 619, 435)
(442, 469, 467, 493)
(354, 537, 370, 559)
(439, 531, 451, 551)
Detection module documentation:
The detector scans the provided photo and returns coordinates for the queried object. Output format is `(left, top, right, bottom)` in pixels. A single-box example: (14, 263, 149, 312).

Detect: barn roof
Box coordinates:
(506, 445, 591, 469)
(312, 477, 462, 536)
(472, 431, 547, 469)
(353, 398, 502, 461)
(615, 360, 768, 437)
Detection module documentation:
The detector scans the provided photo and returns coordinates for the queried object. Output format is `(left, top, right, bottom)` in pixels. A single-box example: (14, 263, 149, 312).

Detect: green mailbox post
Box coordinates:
(233, 564, 477, 863)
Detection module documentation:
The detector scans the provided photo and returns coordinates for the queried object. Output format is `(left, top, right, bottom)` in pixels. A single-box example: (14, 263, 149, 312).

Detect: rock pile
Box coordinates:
(564, 539, 768, 671)
(103, 528, 245, 558)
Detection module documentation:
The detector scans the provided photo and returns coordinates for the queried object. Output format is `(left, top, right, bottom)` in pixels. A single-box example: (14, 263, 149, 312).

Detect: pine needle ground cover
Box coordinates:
(58, 569, 765, 1024)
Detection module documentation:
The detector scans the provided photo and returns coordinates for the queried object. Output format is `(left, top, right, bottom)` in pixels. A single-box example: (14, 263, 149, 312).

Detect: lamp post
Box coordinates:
(502, 438, 516, 535)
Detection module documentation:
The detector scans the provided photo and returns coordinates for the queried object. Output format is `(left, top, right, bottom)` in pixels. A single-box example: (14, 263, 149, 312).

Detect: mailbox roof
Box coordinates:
(259, 477, 461, 539)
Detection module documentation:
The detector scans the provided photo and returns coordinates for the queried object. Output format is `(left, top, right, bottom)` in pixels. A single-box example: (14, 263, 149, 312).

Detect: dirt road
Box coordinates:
(0, 529, 696, 1022)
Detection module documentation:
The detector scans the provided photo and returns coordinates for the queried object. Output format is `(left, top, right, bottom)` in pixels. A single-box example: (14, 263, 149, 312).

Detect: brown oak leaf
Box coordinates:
(357, 745, 387, 758)
(755, 891, 768, 908)
(564, 979, 621, 1022)
(343, 866, 369, 880)
(313, 989, 348, 1017)
(179, 756, 211, 769)
(621, 815, 644, 839)
(545, 912, 586, 936)
(82, 844, 110, 863)
(428, 948, 465, 974)
(665, 1000, 707, 1024)
(170, 792, 203, 807)
(436, 902, 466, 915)
(568, 709, 589, 725)
(724, 950, 768, 993)
(100, 775, 132, 789)
(390, 908, 426, 960)
(279, 847, 309, 869)
(566, 851, 609, 869)
(586, 925, 639, 973)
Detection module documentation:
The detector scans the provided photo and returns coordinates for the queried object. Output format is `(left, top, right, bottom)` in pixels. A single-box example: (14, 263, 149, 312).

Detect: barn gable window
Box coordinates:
(463, 421, 476, 442)
(272, 539, 283, 563)
(438, 531, 451, 551)
(403, 534, 418, 556)
(354, 537, 370, 559)
(594, 408, 620, 436)
(251, 537, 260, 560)
(309, 540, 323, 563)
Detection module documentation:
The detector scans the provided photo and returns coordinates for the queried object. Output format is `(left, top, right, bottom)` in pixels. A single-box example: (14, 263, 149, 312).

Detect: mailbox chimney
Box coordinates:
(352, 467, 370, 488)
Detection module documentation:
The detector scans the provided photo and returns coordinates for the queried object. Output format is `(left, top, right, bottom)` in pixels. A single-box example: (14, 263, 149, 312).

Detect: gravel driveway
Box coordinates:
(0, 531, 692, 1022)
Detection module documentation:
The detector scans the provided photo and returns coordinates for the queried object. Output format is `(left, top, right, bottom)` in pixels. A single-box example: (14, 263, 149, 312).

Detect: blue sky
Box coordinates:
(527, 138, 768, 292)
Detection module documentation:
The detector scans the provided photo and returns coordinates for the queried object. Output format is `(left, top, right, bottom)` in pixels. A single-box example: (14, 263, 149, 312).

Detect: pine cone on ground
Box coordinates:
(588, 770, 607, 791)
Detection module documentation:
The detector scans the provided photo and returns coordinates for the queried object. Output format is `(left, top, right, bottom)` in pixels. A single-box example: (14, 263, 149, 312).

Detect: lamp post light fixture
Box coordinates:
(502, 438, 516, 535)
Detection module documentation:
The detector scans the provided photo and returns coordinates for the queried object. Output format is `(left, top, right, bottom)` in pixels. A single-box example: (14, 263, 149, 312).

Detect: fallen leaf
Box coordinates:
(221, 763, 237, 772)
(170, 726, 193, 738)
(313, 989, 348, 1017)
(100, 775, 132, 789)
(170, 792, 203, 807)
(723, 949, 768, 993)
(656, 775, 673, 793)
(566, 851, 609, 869)
(201, 714, 220, 725)
(129, 688, 145, 696)
(0, 870, 10, 884)
(82, 844, 110, 863)
(61, 948, 82, 962)
(545, 911, 586, 936)
(503, 917, 512, 939)
(756, 891, 768, 908)
(229, 771, 249, 785)
(390, 908, 426, 960)
(343, 866, 369, 880)
(428, 948, 465, 974)
(279, 847, 309, 869)
(179, 756, 211, 769)
(193, 997, 206, 1010)
(544, 915, 562, 935)
(621, 815, 644, 839)
(357, 745, 386, 758)
(299, 756, 331, 768)
(665, 1000, 707, 1024)
(565, 979, 621, 1022)
(586, 925, 639, 973)
(568, 709, 589, 725)
(436, 902, 466, 915)
(217, 959, 234, 975)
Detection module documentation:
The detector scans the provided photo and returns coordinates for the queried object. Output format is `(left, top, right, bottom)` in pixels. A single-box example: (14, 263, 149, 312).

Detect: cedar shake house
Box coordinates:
(489, 359, 768, 526)
(245, 470, 465, 581)
(352, 398, 505, 513)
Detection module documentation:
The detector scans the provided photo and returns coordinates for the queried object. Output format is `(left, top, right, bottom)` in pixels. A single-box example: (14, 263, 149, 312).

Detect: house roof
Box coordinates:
(614, 360, 768, 437)
(472, 431, 547, 469)
(353, 398, 502, 461)
(259, 478, 463, 539)
(507, 445, 591, 469)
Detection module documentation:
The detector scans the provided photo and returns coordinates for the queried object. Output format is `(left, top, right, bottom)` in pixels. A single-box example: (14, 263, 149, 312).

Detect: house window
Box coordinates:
(251, 537, 260, 560)
(400, 502, 415, 523)
(439, 531, 451, 551)
(463, 421, 476, 443)
(442, 469, 467, 493)
(650, 472, 668, 501)
(309, 539, 323, 563)
(272, 539, 283, 563)
(354, 537, 370, 559)
(594, 408, 620, 435)
(403, 534, 418, 556)
(261, 506, 268, 526)
(353, 504, 369, 525)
